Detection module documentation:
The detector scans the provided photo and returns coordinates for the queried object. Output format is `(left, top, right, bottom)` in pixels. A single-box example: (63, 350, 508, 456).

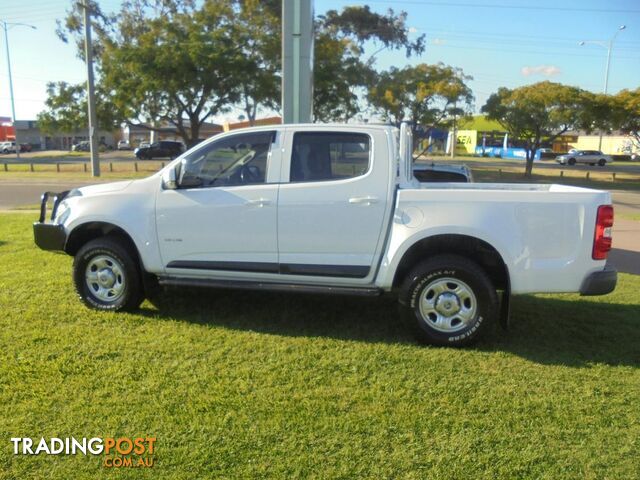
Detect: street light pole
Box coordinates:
(580, 25, 626, 151)
(1, 20, 36, 160)
(81, 0, 100, 176)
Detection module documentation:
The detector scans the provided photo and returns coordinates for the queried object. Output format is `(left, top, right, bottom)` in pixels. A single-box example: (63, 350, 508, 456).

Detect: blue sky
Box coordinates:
(1, 0, 639, 122)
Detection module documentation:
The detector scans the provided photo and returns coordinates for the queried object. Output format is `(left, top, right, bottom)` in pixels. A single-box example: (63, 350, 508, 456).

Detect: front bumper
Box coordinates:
(580, 267, 617, 296)
(33, 191, 69, 252)
(33, 223, 67, 251)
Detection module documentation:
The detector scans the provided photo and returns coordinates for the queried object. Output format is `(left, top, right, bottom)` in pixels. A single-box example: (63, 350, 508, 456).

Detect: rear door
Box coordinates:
(276, 127, 393, 284)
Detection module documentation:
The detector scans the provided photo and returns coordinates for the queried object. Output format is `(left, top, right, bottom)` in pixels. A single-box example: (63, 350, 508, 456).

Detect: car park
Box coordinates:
(33, 123, 616, 347)
(556, 150, 613, 166)
(134, 141, 184, 159)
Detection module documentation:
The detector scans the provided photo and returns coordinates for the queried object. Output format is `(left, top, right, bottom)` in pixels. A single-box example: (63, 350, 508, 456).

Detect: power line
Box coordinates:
(333, 0, 640, 14)
(426, 41, 640, 60)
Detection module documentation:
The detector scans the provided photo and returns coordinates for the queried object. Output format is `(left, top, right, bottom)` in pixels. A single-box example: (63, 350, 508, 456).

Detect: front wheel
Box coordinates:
(73, 237, 144, 311)
(598, 158, 607, 166)
(399, 255, 498, 347)
(568, 158, 576, 166)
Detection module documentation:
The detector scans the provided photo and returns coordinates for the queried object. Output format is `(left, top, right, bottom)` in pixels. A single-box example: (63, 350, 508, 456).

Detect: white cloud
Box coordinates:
(431, 38, 446, 45)
(521, 65, 562, 77)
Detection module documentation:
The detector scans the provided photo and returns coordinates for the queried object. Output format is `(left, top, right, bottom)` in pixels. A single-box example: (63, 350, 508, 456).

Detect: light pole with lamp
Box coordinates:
(579, 25, 626, 151)
(1, 20, 37, 160)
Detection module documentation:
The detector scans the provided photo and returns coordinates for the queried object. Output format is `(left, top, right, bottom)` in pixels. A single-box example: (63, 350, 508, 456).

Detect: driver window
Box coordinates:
(179, 131, 274, 188)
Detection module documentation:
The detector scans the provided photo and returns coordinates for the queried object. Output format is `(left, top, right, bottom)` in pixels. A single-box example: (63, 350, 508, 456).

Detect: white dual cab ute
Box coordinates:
(33, 123, 617, 346)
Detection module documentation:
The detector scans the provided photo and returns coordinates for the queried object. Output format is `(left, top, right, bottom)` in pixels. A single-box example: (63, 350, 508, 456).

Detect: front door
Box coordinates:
(156, 130, 280, 274)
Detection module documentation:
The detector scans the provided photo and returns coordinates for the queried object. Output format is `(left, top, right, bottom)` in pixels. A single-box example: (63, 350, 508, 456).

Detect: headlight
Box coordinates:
(66, 188, 83, 199)
(54, 200, 71, 225)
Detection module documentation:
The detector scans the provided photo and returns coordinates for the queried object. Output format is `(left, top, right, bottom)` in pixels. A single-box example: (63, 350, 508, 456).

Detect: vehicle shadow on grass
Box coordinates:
(141, 288, 640, 368)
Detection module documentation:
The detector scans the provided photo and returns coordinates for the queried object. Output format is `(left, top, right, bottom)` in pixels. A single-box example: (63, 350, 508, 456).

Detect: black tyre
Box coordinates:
(598, 158, 606, 166)
(399, 255, 498, 347)
(73, 237, 144, 311)
(568, 158, 576, 166)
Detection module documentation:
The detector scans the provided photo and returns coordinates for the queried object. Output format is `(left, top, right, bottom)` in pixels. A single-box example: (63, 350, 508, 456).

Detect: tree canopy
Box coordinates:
(609, 88, 640, 151)
(368, 63, 473, 144)
(42, 0, 425, 144)
(37, 81, 122, 135)
(481, 81, 592, 177)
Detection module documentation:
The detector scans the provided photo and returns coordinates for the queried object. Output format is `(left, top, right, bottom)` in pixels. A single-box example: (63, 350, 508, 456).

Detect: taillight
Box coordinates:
(592, 205, 614, 260)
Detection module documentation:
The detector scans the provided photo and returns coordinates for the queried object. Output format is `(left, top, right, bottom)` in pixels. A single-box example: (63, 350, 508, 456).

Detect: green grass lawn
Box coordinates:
(0, 213, 638, 479)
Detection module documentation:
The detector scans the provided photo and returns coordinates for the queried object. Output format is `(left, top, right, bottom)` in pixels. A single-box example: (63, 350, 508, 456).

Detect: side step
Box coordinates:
(158, 276, 383, 297)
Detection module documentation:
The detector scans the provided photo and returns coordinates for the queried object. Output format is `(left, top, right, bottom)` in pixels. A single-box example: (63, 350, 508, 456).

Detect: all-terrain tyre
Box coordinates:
(73, 237, 144, 311)
(399, 255, 498, 347)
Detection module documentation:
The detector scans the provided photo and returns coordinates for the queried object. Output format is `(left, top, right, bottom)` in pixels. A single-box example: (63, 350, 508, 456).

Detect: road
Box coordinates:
(0, 179, 106, 208)
(5, 151, 640, 173)
(1, 179, 638, 274)
(422, 157, 640, 175)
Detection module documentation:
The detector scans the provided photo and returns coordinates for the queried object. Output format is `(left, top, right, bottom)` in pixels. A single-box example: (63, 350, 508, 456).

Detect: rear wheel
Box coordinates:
(73, 237, 144, 311)
(598, 158, 607, 166)
(399, 255, 498, 347)
(568, 158, 576, 166)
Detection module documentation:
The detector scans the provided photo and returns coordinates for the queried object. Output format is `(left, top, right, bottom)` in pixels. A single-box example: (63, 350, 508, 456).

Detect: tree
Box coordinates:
(46, 1, 425, 140)
(53, 0, 248, 146)
(368, 63, 473, 147)
(232, 0, 281, 125)
(100, 1, 244, 145)
(314, 7, 425, 122)
(481, 82, 592, 177)
(609, 88, 640, 152)
(37, 82, 122, 135)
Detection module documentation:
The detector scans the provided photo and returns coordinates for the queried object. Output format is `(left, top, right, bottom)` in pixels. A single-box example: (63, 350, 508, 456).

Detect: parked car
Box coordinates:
(1, 141, 15, 153)
(134, 141, 183, 159)
(556, 150, 612, 166)
(33, 124, 616, 347)
(20, 143, 32, 152)
(71, 141, 90, 152)
(117, 140, 131, 150)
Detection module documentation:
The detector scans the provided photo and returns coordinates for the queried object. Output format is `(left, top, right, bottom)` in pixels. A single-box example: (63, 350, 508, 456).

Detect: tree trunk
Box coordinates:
(188, 117, 201, 148)
(524, 152, 534, 178)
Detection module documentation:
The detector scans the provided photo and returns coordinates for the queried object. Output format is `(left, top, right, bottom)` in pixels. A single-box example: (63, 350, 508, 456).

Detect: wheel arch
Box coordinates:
(391, 233, 510, 292)
(65, 221, 141, 265)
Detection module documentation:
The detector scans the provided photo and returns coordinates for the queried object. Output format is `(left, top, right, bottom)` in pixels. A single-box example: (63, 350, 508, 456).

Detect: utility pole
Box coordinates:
(81, 0, 100, 176)
(282, 0, 313, 124)
(1, 20, 36, 159)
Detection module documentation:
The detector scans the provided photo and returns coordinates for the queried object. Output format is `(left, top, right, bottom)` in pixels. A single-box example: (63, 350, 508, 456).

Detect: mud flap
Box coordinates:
(499, 277, 511, 330)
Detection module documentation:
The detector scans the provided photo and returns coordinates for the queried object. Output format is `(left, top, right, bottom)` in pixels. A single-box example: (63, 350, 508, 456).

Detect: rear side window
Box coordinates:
(290, 132, 370, 182)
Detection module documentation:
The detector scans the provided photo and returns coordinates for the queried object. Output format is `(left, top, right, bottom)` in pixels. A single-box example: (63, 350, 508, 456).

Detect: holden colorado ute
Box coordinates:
(33, 124, 617, 346)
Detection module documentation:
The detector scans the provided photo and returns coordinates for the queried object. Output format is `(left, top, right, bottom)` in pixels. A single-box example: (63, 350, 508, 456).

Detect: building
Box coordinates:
(0, 118, 117, 150)
(453, 115, 638, 158)
(122, 121, 224, 147)
(222, 116, 282, 132)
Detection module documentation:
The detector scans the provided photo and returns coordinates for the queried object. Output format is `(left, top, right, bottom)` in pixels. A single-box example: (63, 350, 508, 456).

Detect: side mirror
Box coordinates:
(162, 165, 178, 190)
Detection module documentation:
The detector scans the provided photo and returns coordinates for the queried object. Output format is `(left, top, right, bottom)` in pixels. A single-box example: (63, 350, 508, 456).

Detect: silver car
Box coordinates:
(556, 150, 612, 166)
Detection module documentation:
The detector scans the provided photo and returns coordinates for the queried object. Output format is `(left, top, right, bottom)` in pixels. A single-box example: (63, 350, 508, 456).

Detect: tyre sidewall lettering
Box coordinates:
(409, 267, 489, 344)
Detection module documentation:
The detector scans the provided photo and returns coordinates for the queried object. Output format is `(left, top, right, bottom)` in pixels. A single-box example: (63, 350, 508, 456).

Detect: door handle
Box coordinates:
(349, 196, 379, 206)
(246, 198, 271, 207)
